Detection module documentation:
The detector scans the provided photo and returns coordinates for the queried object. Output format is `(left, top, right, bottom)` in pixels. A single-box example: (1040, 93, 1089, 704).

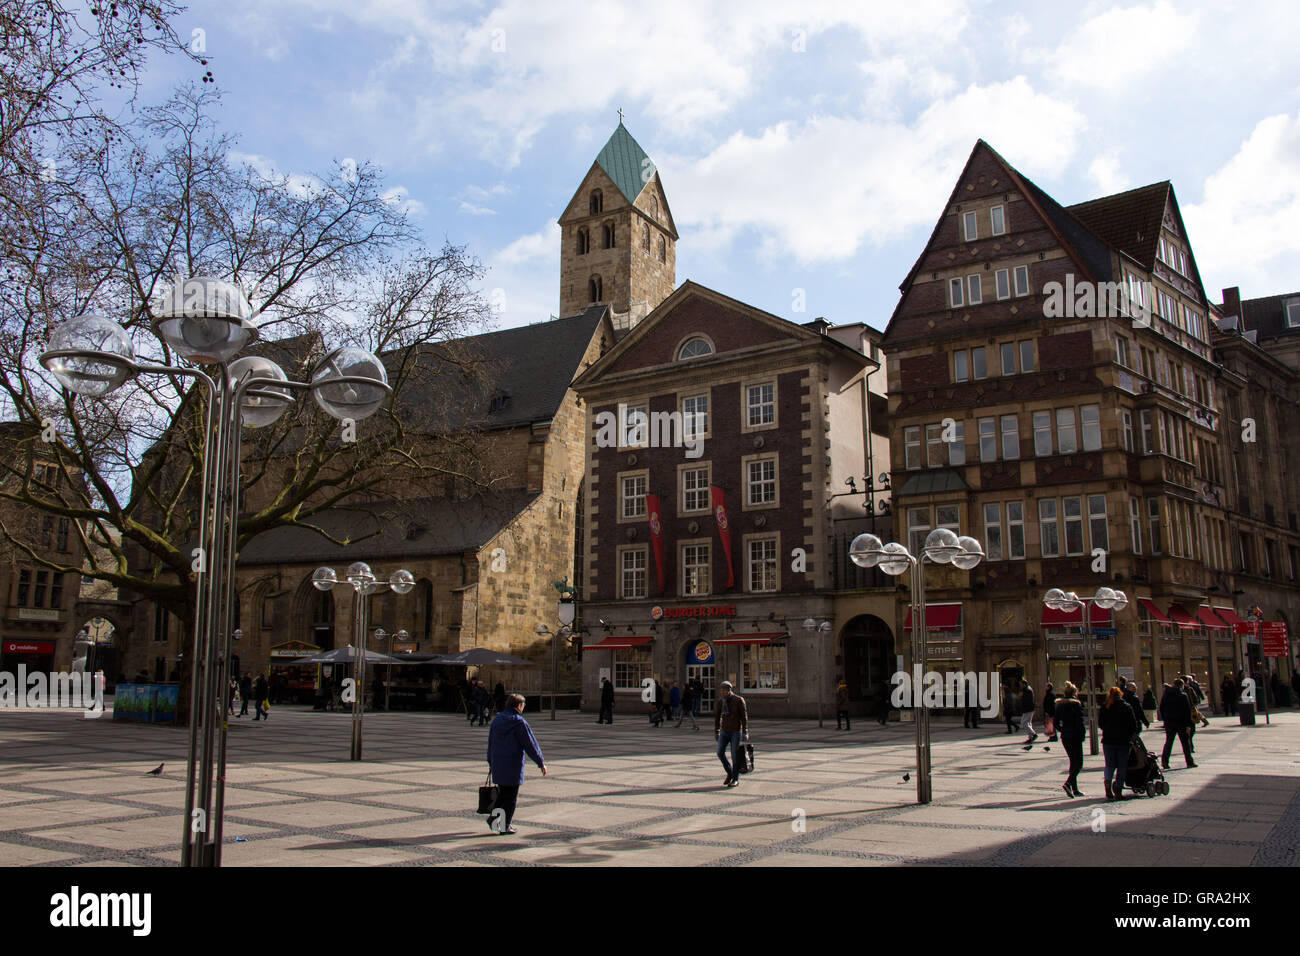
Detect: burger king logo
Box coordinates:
(694, 642, 712, 662)
(650, 513, 662, 536)
(650, 605, 664, 621)
(715, 505, 727, 530)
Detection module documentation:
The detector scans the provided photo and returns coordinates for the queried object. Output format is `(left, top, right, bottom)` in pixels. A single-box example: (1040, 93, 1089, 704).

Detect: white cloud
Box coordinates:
(482, 221, 563, 326)
(1182, 110, 1300, 295)
(381, 186, 425, 217)
(1042, 2, 1199, 92)
(670, 78, 1085, 266)
(1088, 150, 1129, 195)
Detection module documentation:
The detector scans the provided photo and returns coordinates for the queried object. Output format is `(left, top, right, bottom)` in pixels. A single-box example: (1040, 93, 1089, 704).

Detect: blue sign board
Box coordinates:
(1091, 627, 1117, 637)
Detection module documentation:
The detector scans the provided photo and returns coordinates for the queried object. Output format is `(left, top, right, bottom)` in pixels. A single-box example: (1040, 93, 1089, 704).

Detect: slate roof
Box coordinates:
(237, 490, 540, 565)
(1238, 292, 1300, 339)
(594, 123, 654, 205)
(895, 470, 970, 497)
(1067, 182, 1170, 271)
(1016, 172, 1115, 282)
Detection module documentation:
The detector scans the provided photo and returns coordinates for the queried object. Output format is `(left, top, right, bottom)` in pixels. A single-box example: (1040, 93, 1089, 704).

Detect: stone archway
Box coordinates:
(74, 599, 132, 682)
(840, 614, 895, 716)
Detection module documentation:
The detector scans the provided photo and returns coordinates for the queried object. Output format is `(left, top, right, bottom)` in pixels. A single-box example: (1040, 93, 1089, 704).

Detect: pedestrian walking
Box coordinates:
(486, 693, 546, 835)
(1099, 685, 1137, 800)
(650, 678, 666, 726)
(713, 680, 749, 788)
(493, 681, 507, 715)
(252, 673, 269, 721)
(1221, 675, 1237, 716)
(690, 677, 703, 718)
(669, 681, 681, 721)
(472, 681, 490, 726)
(228, 677, 238, 716)
(238, 673, 252, 718)
(834, 677, 851, 730)
(597, 676, 615, 724)
(1055, 682, 1086, 797)
(676, 681, 699, 730)
(1159, 678, 1196, 770)
(1043, 682, 1058, 741)
(1003, 683, 1019, 734)
(1020, 679, 1037, 743)
(1123, 681, 1150, 730)
(1186, 674, 1209, 729)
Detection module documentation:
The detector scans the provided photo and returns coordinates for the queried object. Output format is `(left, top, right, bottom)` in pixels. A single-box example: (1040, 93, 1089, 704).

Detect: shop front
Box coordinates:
(1, 639, 56, 680)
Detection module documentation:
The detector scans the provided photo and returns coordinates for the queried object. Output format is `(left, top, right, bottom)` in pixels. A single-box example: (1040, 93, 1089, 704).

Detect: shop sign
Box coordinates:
(1047, 637, 1108, 658)
(3, 641, 55, 655)
(17, 608, 59, 622)
(650, 604, 736, 620)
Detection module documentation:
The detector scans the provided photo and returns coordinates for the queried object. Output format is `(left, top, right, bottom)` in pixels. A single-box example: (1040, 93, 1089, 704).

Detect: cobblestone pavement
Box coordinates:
(0, 703, 1297, 866)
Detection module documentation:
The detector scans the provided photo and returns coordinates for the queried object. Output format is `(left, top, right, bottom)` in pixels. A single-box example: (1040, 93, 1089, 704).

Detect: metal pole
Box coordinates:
(915, 555, 931, 804)
(1084, 601, 1098, 756)
(1258, 617, 1269, 725)
(351, 588, 366, 760)
(551, 626, 557, 721)
(817, 627, 824, 729)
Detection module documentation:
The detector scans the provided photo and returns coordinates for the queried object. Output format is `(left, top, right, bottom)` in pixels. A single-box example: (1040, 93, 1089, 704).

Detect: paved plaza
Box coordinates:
(0, 703, 1297, 866)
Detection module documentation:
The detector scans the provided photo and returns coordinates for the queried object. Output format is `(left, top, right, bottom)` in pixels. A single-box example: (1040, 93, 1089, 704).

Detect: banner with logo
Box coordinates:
(710, 485, 734, 589)
(647, 493, 665, 593)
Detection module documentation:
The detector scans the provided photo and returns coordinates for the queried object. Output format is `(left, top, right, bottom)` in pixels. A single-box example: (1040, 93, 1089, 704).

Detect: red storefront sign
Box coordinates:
(1261, 623, 1289, 657)
(3, 641, 55, 655)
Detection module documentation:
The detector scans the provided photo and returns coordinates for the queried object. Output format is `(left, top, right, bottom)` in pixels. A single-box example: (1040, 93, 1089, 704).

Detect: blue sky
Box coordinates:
(137, 0, 1300, 334)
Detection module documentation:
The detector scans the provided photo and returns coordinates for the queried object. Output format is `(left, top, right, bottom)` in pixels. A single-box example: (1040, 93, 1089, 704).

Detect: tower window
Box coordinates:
(642, 223, 650, 251)
(577, 227, 590, 255)
(603, 222, 615, 248)
(589, 189, 603, 215)
(651, 196, 659, 220)
(658, 235, 666, 263)
(589, 275, 603, 303)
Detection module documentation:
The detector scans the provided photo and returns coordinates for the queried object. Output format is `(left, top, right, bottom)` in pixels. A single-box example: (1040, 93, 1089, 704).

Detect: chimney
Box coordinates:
(1222, 287, 1242, 323)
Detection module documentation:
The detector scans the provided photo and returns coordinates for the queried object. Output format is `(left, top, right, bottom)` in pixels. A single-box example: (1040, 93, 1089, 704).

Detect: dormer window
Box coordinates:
(589, 189, 603, 215)
(677, 337, 713, 361)
(488, 391, 511, 414)
(1287, 300, 1300, 328)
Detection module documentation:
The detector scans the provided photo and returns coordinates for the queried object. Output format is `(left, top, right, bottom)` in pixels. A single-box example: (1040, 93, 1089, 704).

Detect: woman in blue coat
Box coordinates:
(486, 693, 547, 834)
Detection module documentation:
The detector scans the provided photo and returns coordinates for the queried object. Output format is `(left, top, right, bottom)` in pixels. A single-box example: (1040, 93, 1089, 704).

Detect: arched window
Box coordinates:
(677, 337, 713, 360)
(589, 190, 603, 215)
(658, 235, 667, 263)
(589, 275, 603, 303)
(642, 223, 651, 251)
(576, 227, 590, 255)
(603, 222, 615, 249)
(651, 196, 659, 220)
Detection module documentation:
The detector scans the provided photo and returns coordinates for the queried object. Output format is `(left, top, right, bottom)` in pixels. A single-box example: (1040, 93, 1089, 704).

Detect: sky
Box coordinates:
(134, 0, 1300, 336)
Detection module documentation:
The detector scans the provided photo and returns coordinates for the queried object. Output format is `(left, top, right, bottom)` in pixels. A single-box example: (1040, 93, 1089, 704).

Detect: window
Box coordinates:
(1121, 409, 1134, 452)
(936, 505, 960, 537)
(1081, 405, 1101, 452)
(746, 383, 775, 427)
(41, 515, 53, 548)
(995, 268, 1010, 300)
(954, 351, 969, 382)
(1001, 414, 1020, 459)
(620, 548, 647, 599)
(682, 543, 710, 596)
(1013, 265, 1029, 296)
(1140, 409, 1154, 454)
(681, 466, 710, 513)
(926, 424, 945, 468)
(602, 222, 615, 249)
(658, 235, 666, 262)
(949, 277, 964, 308)
(651, 196, 658, 220)
(963, 211, 978, 241)
(742, 644, 787, 691)
(33, 570, 47, 607)
(1039, 499, 1060, 557)
(978, 417, 996, 462)
(747, 538, 778, 593)
(1287, 301, 1300, 328)
(1056, 408, 1077, 455)
(1063, 497, 1084, 555)
(50, 573, 63, 610)
(1126, 273, 1146, 312)
(16, 568, 30, 607)
(621, 474, 647, 519)
(984, 503, 1003, 561)
(904, 426, 921, 470)
(971, 347, 987, 379)
(56, 518, 70, 552)
(1033, 410, 1052, 456)
(1148, 498, 1162, 555)
(589, 190, 603, 215)
(642, 223, 651, 251)
(1130, 498, 1143, 554)
(153, 602, 169, 643)
(1000, 342, 1015, 375)
(682, 393, 709, 435)
(947, 420, 965, 466)
(1007, 501, 1026, 559)
(614, 646, 652, 690)
(908, 507, 930, 557)
(588, 275, 603, 302)
(1088, 495, 1108, 552)
(576, 228, 590, 254)
(746, 458, 777, 506)
(1020, 340, 1035, 372)
(990, 204, 1005, 235)
(1115, 335, 1130, 369)
(678, 338, 713, 361)
(967, 274, 982, 305)
(622, 403, 647, 446)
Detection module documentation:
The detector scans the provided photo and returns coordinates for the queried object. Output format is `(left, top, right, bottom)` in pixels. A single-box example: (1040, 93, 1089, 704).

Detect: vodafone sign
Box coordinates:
(3, 641, 55, 655)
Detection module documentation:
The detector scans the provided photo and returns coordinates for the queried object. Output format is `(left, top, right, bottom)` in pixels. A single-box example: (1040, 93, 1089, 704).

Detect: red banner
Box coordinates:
(710, 486, 734, 589)
(646, 493, 664, 593)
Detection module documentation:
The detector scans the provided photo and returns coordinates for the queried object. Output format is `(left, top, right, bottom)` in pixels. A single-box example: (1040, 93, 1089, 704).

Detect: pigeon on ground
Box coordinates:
(146, 763, 164, 776)
(902, 772, 910, 782)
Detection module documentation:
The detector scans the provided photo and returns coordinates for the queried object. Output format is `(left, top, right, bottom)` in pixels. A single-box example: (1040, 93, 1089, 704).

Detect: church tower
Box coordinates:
(558, 121, 678, 333)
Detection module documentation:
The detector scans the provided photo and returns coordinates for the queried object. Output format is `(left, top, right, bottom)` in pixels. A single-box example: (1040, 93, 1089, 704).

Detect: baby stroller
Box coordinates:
(1123, 734, 1169, 796)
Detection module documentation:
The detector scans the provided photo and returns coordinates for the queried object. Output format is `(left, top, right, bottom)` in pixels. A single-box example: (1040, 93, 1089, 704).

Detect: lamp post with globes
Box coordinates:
(313, 564, 414, 759)
(535, 592, 576, 721)
(40, 277, 392, 867)
(802, 619, 831, 727)
(1042, 587, 1128, 755)
(849, 529, 983, 804)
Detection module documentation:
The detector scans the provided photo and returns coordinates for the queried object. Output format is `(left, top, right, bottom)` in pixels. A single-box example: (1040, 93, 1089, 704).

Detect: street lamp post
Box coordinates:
(41, 280, 392, 867)
(313, 564, 414, 759)
(536, 594, 575, 721)
(1042, 587, 1128, 756)
(802, 618, 831, 727)
(372, 628, 407, 711)
(849, 529, 983, 804)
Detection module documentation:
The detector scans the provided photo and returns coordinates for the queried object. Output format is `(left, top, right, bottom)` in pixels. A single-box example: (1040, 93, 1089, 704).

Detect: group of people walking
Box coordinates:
(228, 672, 269, 721)
(595, 675, 705, 729)
(463, 679, 507, 726)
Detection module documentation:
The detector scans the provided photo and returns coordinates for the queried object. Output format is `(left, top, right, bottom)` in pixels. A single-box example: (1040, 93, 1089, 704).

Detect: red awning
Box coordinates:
(904, 604, 962, 631)
(1040, 605, 1112, 627)
(1139, 599, 1171, 625)
(1214, 606, 1247, 628)
(582, 636, 653, 651)
(1196, 606, 1229, 630)
(714, 632, 787, 645)
(1167, 604, 1199, 628)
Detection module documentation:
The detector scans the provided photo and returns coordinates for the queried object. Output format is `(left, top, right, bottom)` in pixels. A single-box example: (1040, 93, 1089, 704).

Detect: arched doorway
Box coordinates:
(683, 639, 715, 712)
(842, 615, 894, 717)
(72, 616, 117, 678)
(310, 589, 335, 650)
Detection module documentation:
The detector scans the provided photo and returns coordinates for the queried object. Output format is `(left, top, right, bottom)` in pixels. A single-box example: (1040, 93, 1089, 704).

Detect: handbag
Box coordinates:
(1045, 716, 1055, 735)
(737, 741, 755, 774)
(477, 772, 499, 814)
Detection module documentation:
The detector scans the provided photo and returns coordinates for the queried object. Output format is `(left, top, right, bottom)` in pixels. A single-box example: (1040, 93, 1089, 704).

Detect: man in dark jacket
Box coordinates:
(1159, 679, 1196, 769)
(675, 681, 698, 730)
(1055, 682, 1087, 797)
(1042, 682, 1057, 741)
(1020, 680, 1037, 743)
(597, 677, 615, 724)
(1124, 681, 1150, 730)
(252, 673, 269, 721)
(486, 694, 546, 835)
(1221, 675, 1237, 716)
(238, 673, 252, 717)
(714, 681, 749, 788)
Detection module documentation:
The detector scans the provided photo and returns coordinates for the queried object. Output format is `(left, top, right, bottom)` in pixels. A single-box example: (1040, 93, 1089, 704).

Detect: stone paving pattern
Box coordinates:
(0, 704, 1297, 866)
